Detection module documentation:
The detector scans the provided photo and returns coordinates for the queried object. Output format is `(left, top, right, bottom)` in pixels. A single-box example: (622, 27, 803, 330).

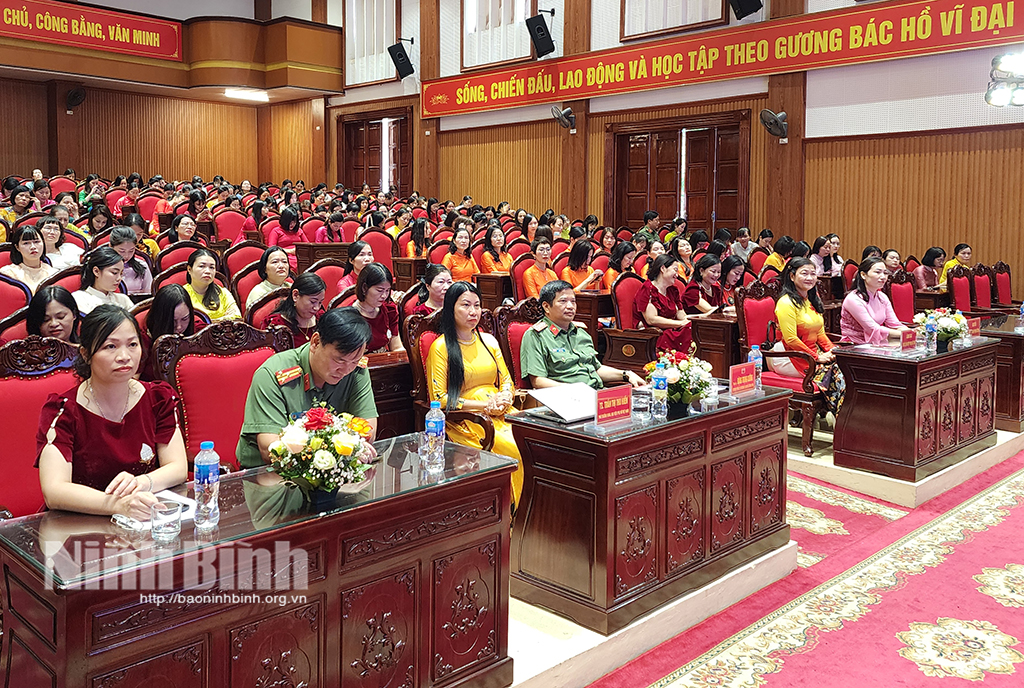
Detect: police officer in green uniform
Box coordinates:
(237, 308, 377, 469)
(519, 280, 646, 389)
(633, 210, 661, 248)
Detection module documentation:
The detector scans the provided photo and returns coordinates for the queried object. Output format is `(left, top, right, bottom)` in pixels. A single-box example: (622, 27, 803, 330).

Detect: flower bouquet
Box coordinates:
(643, 350, 715, 405)
(268, 405, 376, 502)
(912, 308, 969, 341)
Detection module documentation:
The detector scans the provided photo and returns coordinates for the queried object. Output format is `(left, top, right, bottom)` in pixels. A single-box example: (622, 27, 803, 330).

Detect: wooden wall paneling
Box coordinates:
(766, 73, 806, 240)
(588, 95, 768, 229)
(418, 0, 441, 196)
(257, 105, 273, 183)
(312, 0, 328, 23)
(269, 99, 315, 184)
(312, 97, 327, 186)
(0, 79, 49, 176)
(563, 0, 592, 56)
(438, 121, 562, 214)
(254, 0, 272, 21)
(561, 99, 588, 220)
(804, 125, 1024, 298)
(45, 81, 77, 177)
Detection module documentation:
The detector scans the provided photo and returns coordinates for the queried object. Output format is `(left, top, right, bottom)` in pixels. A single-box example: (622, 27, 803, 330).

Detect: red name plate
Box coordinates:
(729, 362, 756, 397)
(902, 328, 918, 351)
(596, 385, 632, 425)
(967, 317, 981, 337)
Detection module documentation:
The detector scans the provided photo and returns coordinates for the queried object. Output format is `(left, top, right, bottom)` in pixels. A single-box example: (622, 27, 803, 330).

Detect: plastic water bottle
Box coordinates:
(193, 441, 220, 532)
(748, 345, 763, 394)
(651, 363, 668, 421)
(925, 314, 937, 353)
(420, 401, 446, 470)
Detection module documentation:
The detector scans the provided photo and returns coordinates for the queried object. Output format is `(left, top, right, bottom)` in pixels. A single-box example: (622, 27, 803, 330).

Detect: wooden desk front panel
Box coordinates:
(475, 273, 512, 313)
(0, 473, 513, 688)
(295, 242, 351, 273)
(834, 344, 997, 481)
(394, 257, 428, 292)
(367, 352, 415, 439)
(510, 394, 791, 634)
(993, 337, 1024, 432)
(914, 290, 950, 311)
(692, 316, 740, 378)
(573, 291, 614, 347)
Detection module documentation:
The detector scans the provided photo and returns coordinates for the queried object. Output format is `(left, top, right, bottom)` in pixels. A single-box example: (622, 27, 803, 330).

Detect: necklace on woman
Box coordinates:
(457, 332, 476, 345)
(88, 380, 132, 423)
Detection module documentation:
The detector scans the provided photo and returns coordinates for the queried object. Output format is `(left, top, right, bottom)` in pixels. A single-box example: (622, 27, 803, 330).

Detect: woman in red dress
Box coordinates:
(354, 263, 403, 353)
(632, 254, 696, 353)
(410, 264, 453, 315)
(261, 273, 327, 349)
(683, 254, 724, 314)
(266, 206, 304, 271)
(36, 305, 188, 519)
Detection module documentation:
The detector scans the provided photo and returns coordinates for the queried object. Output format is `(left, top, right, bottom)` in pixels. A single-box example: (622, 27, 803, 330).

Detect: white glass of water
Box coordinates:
(632, 388, 652, 424)
(150, 501, 181, 544)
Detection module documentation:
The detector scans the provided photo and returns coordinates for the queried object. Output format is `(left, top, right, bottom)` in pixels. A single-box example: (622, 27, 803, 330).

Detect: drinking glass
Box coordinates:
(150, 501, 182, 544)
(632, 388, 652, 423)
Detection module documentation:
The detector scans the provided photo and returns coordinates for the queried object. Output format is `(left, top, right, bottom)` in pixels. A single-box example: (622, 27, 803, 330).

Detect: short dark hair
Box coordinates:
(8, 224, 44, 265)
(258, 246, 289, 281)
(317, 307, 371, 353)
(692, 254, 721, 284)
(539, 280, 573, 306)
(649, 253, 679, 280)
(148, 284, 196, 339)
(530, 237, 551, 253)
(922, 246, 946, 267)
(643, 210, 660, 225)
(737, 227, 751, 238)
(953, 243, 971, 256)
(26, 285, 79, 342)
(355, 262, 393, 301)
(74, 305, 141, 379)
(271, 272, 326, 323)
(774, 235, 796, 257)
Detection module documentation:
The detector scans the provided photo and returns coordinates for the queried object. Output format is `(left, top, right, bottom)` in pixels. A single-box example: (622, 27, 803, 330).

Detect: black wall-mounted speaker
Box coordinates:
(525, 15, 555, 58)
(729, 0, 763, 20)
(387, 43, 415, 79)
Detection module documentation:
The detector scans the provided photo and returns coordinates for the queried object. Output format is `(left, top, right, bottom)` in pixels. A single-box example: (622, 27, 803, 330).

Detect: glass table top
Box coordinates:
(837, 336, 1000, 361)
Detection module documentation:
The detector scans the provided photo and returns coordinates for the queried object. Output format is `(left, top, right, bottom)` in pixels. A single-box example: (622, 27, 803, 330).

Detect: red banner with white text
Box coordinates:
(0, 0, 181, 61)
(422, 0, 1018, 117)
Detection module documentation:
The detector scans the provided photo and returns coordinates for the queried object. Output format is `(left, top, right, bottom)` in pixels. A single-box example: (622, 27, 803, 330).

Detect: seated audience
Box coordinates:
(140, 284, 199, 380)
(185, 248, 240, 321)
(731, 227, 754, 262)
(633, 254, 693, 352)
(124, 213, 160, 261)
(881, 248, 902, 274)
(940, 243, 972, 283)
(411, 264, 453, 315)
(523, 237, 557, 298)
(775, 257, 844, 413)
(790, 241, 811, 259)
(561, 241, 603, 290)
(685, 254, 723, 314)
(520, 280, 645, 389)
(246, 246, 293, 311)
(0, 185, 35, 232)
(354, 263, 402, 353)
(521, 213, 539, 243)
(688, 230, 709, 252)
(597, 227, 618, 254)
(841, 257, 907, 344)
(239, 200, 267, 241)
(442, 226, 479, 281)
(705, 239, 730, 260)
(639, 240, 666, 279)
(1, 224, 57, 293)
(83, 205, 115, 238)
(36, 305, 188, 517)
(810, 236, 834, 276)
(425, 282, 522, 504)
(762, 234, 794, 274)
(405, 217, 431, 258)
(111, 182, 141, 218)
(237, 308, 377, 469)
(262, 273, 326, 349)
(26, 285, 79, 342)
(757, 228, 774, 252)
(913, 247, 946, 289)
(388, 206, 413, 238)
(826, 233, 844, 267)
(720, 255, 746, 307)
(336, 240, 373, 293)
(109, 227, 153, 296)
(31, 179, 54, 211)
(480, 225, 512, 273)
(634, 210, 660, 247)
(147, 183, 175, 236)
(663, 217, 687, 244)
(669, 237, 694, 282)
(168, 214, 206, 245)
(603, 241, 636, 290)
(861, 245, 882, 260)
(315, 211, 347, 244)
(73, 247, 134, 314)
(266, 206, 303, 270)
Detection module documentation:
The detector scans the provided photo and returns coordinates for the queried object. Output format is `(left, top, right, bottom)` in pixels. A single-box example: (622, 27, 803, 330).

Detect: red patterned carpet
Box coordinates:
(588, 452, 1024, 687)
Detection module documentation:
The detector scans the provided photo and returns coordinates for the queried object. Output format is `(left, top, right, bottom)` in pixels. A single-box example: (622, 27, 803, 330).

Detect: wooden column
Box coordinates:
(559, 0, 591, 219)
(312, 97, 327, 184)
(766, 0, 807, 241)
(254, 0, 271, 21)
(416, 0, 440, 197)
(46, 81, 83, 177)
(311, 0, 327, 23)
(256, 106, 273, 183)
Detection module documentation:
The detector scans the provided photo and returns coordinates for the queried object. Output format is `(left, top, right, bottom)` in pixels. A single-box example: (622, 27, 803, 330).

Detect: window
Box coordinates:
(345, 0, 399, 86)
(462, 0, 536, 72)
(620, 0, 728, 42)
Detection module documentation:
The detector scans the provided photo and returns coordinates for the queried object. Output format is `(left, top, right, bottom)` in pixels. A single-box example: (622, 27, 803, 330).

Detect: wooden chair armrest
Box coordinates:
(762, 349, 819, 393)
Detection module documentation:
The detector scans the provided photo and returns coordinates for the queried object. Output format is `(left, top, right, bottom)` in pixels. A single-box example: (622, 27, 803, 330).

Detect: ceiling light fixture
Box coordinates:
(225, 88, 270, 102)
(986, 50, 1024, 107)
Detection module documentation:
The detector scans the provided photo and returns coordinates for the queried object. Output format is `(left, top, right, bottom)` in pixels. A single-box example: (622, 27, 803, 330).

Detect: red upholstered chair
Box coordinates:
(63, 230, 90, 252)
(47, 175, 76, 195)
(0, 307, 28, 341)
(494, 297, 546, 388)
(428, 240, 450, 265)
(327, 286, 357, 310)
(735, 280, 826, 456)
(105, 189, 127, 207)
(300, 217, 324, 242)
(632, 252, 648, 273)
(173, 200, 189, 216)
(360, 229, 397, 273)
(742, 268, 757, 287)
(885, 269, 917, 324)
(135, 193, 162, 222)
(90, 228, 113, 249)
(156, 240, 208, 273)
(131, 299, 153, 333)
(37, 266, 81, 298)
(412, 207, 428, 220)
(400, 287, 423, 318)
(552, 252, 570, 277)
(591, 251, 611, 273)
(154, 320, 293, 466)
(472, 228, 488, 242)
(396, 229, 412, 257)
(506, 238, 531, 260)
(551, 238, 570, 258)
(904, 255, 921, 274)
(470, 239, 487, 269)
(245, 287, 289, 327)
(510, 254, 534, 302)
(759, 265, 781, 286)
(505, 229, 522, 242)
(231, 262, 275, 315)
(13, 212, 46, 231)
(342, 219, 362, 239)
(0, 336, 78, 517)
(616, 228, 633, 241)
(842, 259, 859, 291)
(433, 229, 454, 243)
(257, 217, 281, 244)
(600, 272, 660, 373)
(213, 209, 248, 245)
(970, 263, 1014, 313)
(152, 264, 228, 293)
(401, 308, 495, 445)
(0, 243, 12, 269)
(946, 265, 975, 314)
(992, 261, 1021, 306)
(223, 241, 268, 280)
(307, 258, 348, 306)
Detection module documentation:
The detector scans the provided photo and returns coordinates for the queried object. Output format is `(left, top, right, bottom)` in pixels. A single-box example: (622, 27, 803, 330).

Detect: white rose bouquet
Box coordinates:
(912, 307, 969, 341)
(643, 349, 715, 404)
(267, 404, 375, 496)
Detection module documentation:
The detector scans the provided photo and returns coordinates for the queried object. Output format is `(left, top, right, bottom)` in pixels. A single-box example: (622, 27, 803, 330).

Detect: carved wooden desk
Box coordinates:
(367, 351, 414, 439)
(692, 313, 740, 378)
(979, 315, 1024, 432)
(394, 257, 428, 292)
(294, 242, 351, 273)
(0, 439, 515, 688)
(509, 388, 791, 634)
(573, 290, 614, 347)
(475, 273, 512, 313)
(914, 288, 950, 311)
(834, 339, 998, 481)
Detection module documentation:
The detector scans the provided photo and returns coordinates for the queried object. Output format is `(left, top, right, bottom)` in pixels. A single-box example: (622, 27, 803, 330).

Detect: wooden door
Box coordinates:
(684, 129, 712, 233)
(388, 119, 401, 196)
(623, 134, 650, 230)
(713, 127, 741, 233)
(398, 116, 411, 198)
(367, 121, 382, 191)
(617, 131, 681, 229)
(344, 121, 365, 188)
(652, 131, 681, 223)
(684, 124, 741, 233)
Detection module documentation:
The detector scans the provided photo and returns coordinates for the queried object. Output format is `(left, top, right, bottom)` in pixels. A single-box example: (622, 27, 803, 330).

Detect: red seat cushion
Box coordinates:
(361, 232, 394, 273)
(174, 348, 277, 467)
(951, 275, 972, 312)
(761, 370, 818, 393)
(742, 296, 776, 349)
(843, 263, 858, 290)
(996, 271, 1012, 304)
(251, 298, 283, 328)
(313, 265, 347, 305)
(614, 278, 644, 328)
(300, 218, 323, 242)
(507, 241, 530, 259)
(974, 275, 992, 309)
(235, 271, 266, 313)
(0, 370, 78, 516)
(506, 322, 531, 382)
(214, 210, 248, 244)
(418, 331, 439, 381)
(889, 282, 916, 323)
(0, 316, 28, 341)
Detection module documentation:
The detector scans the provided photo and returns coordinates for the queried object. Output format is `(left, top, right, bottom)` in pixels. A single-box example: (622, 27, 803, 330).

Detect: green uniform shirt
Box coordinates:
(236, 343, 378, 469)
(519, 316, 604, 389)
(634, 227, 658, 247)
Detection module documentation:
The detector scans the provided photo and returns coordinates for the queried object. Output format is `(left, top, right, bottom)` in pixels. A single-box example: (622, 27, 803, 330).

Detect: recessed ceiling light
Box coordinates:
(225, 89, 269, 102)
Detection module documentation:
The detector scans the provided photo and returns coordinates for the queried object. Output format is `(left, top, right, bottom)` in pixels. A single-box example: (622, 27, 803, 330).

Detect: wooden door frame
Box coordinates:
(336, 106, 414, 191)
(604, 110, 751, 229)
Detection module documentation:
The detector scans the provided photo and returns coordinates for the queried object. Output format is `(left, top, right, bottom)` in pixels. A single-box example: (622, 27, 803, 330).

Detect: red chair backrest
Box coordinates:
(739, 284, 779, 349)
(511, 255, 533, 301)
(904, 256, 921, 274)
(0, 337, 78, 516)
(258, 217, 281, 243)
(412, 207, 427, 220)
(553, 252, 570, 276)
(360, 229, 396, 273)
(506, 321, 532, 382)
(105, 189, 127, 206)
(632, 253, 648, 272)
(611, 272, 646, 328)
(994, 262, 1013, 304)
(396, 229, 412, 256)
(328, 287, 357, 309)
(973, 273, 993, 309)
(156, 241, 207, 273)
(249, 292, 285, 328)
(428, 240, 450, 265)
(507, 239, 531, 260)
(342, 220, 362, 238)
(233, 264, 267, 314)
(948, 267, 973, 313)
(470, 239, 487, 269)
(300, 217, 324, 242)
(760, 265, 781, 286)
(0, 307, 28, 341)
(224, 242, 267, 279)
(889, 280, 916, 322)
(591, 251, 610, 274)
(505, 229, 522, 242)
(0, 244, 12, 269)
(433, 229, 454, 243)
(616, 228, 633, 241)
(843, 261, 858, 291)
(47, 176, 76, 195)
(308, 259, 347, 305)
(13, 212, 46, 231)
(213, 209, 248, 244)
(135, 194, 161, 222)
(131, 300, 151, 334)
(551, 239, 569, 258)
(63, 230, 89, 252)
(38, 267, 81, 297)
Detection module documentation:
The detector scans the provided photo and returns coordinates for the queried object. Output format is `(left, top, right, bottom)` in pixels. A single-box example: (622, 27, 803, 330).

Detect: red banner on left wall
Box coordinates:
(0, 0, 182, 61)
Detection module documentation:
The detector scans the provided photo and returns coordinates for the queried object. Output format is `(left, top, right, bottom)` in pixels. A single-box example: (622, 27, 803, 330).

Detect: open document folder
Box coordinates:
(525, 383, 597, 423)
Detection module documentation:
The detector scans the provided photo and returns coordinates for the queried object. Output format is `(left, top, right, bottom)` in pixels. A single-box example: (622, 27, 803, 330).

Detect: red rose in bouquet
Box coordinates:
(303, 407, 335, 431)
